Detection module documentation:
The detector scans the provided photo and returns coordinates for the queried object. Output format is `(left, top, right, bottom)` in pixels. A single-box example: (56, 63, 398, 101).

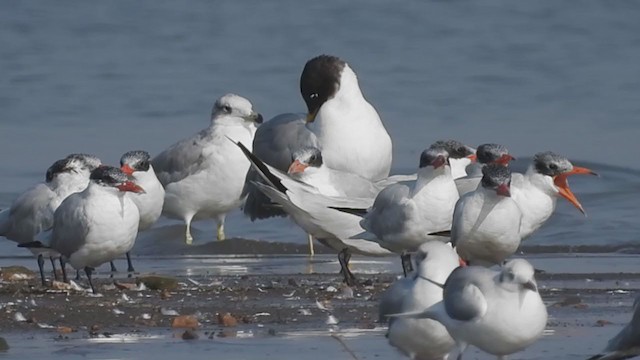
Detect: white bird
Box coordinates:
(234, 141, 391, 285)
(356, 146, 460, 256)
(24, 166, 144, 293)
(243, 55, 393, 252)
(588, 296, 640, 360)
(428, 140, 477, 181)
(455, 143, 514, 197)
(108, 150, 165, 273)
(387, 241, 460, 360)
(452, 164, 523, 266)
(392, 258, 547, 360)
(511, 151, 597, 240)
(1, 154, 101, 285)
(153, 94, 263, 244)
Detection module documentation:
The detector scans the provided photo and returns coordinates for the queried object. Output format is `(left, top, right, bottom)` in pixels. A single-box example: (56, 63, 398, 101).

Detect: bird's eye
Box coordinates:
(310, 93, 318, 99)
(549, 163, 558, 170)
(223, 105, 232, 112)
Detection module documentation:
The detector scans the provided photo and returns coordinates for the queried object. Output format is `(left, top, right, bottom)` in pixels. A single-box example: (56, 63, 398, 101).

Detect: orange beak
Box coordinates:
(117, 181, 145, 193)
(287, 160, 309, 175)
(553, 166, 597, 215)
(467, 154, 478, 162)
(496, 183, 511, 197)
(495, 154, 515, 166)
(121, 164, 135, 176)
(459, 257, 468, 267)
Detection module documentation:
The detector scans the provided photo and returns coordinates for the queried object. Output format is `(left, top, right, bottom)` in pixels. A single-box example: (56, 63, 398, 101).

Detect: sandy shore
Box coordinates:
(0, 244, 638, 359)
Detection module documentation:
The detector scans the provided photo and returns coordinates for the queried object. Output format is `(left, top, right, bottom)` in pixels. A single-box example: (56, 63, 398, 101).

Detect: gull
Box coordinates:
(511, 151, 597, 240)
(22, 166, 144, 293)
(106, 150, 165, 273)
(588, 296, 640, 360)
(242, 55, 393, 252)
(1, 154, 101, 285)
(391, 258, 547, 360)
(452, 164, 523, 266)
(153, 94, 263, 244)
(234, 140, 391, 285)
(386, 241, 460, 360)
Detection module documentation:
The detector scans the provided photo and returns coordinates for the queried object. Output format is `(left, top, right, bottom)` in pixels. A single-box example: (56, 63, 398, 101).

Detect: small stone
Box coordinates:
(0, 337, 8, 352)
(172, 315, 199, 329)
(574, 303, 589, 309)
(13, 312, 27, 322)
(0, 266, 35, 281)
(160, 289, 172, 300)
(114, 281, 138, 290)
(217, 313, 237, 327)
(596, 319, 612, 327)
(181, 330, 199, 340)
(57, 326, 74, 334)
(288, 278, 299, 287)
(51, 281, 73, 290)
(138, 275, 179, 291)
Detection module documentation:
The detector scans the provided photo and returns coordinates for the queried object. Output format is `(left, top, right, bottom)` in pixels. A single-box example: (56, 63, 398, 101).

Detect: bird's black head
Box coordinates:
(300, 55, 346, 123)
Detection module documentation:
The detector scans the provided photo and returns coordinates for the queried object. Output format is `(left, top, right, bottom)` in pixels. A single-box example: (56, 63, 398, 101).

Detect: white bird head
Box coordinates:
(499, 258, 538, 293)
(90, 166, 145, 194)
(288, 147, 324, 176)
(211, 93, 263, 126)
(120, 150, 151, 175)
(481, 163, 512, 197)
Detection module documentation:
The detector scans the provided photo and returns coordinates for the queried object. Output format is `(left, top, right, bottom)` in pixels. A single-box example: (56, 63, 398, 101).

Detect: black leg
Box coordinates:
(126, 252, 135, 273)
(338, 248, 357, 286)
(110, 261, 117, 272)
(75, 269, 81, 281)
(37, 254, 46, 286)
(85, 267, 96, 294)
(401, 251, 413, 277)
(50, 256, 59, 281)
(59, 258, 68, 283)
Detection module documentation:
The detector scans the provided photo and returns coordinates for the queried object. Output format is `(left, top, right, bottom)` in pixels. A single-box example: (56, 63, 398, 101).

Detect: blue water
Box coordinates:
(1, 1, 639, 255)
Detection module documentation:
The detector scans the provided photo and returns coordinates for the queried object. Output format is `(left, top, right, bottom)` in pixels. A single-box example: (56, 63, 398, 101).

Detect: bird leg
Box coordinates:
(338, 248, 357, 286)
(75, 269, 81, 281)
(307, 233, 315, 256)
(401, 251, 413, 277)
(50, 256, 59, 281)
(85, 267, 96, 294)
(59, 258, 68, 283)
(126, 252, 135, 274)
(216, 222, 225, 241)
(109, 261, 117, 278)
(37, 254, 46, 286)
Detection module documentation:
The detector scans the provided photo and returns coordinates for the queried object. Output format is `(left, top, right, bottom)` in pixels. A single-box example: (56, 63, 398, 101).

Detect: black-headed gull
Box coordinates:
(243, 55, 392, 234)
(1, 154, 101, 285)
(387, 241, 460, 360)
(452, 164, 523, 266)
(23, 166, 144, 293)
(511, 151, 597, 240)
(153, 94, 263, 244)
(392, 258, 547, 359)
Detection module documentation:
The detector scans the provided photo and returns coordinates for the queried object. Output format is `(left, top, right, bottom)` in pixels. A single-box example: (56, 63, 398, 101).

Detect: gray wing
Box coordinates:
(152, 128, 210, 186)
(328, 169, 381, 198)
(450, 194, 469, 247)
(1, 184, 55, 240)
(602, 297, 640, 354)
(442, 267, 490, 321)
(243, 113, 317, 220)
(362, 184, 411, 237)
(378, 277, 413, 324)
(49, 194, 90, 258)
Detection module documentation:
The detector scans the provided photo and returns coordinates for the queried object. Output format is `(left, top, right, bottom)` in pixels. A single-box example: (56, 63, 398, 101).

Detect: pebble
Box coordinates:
(181, 330, 199, 340)
(172, 315, 199, 329)
(217, 313, 238, 327)
(0, 337, 8, 351)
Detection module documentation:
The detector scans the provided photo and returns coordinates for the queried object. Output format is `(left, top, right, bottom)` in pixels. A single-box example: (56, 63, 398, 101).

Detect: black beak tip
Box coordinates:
(255, 113, 264, 124)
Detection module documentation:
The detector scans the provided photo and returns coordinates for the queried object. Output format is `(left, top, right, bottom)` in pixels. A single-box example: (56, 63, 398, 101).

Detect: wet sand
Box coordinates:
(0, 241, 638, 359)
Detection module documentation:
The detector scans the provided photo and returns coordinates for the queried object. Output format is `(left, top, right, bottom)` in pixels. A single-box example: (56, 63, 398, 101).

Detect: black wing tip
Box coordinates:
(330, 207, 368, 216)
(17, 241, 48, 249)
(428, 230, 452, 237)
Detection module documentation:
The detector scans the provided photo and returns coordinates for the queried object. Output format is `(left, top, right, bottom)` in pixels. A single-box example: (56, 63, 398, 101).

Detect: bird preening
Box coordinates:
(0, 54, 613, 360)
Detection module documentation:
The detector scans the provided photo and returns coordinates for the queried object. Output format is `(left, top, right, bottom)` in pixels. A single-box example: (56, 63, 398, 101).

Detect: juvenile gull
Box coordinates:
(153, 94, 263, 244)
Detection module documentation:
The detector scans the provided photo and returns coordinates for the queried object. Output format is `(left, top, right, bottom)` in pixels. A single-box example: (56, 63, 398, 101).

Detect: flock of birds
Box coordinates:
(0, 54, 638, 359)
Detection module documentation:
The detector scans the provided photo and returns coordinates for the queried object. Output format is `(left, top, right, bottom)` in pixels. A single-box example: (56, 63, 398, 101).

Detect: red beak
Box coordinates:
(121, 164, 135, 176)
(467, 154, 478, 163)
(287, 160, 309, 175)
(495, 154, 515, 166)
(496, 183, 511, 197)
(458, 257, 468, 267)
(552, 166, 596, 215)
(117, 181, 145, 193)
(431, 155, 447, 169)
